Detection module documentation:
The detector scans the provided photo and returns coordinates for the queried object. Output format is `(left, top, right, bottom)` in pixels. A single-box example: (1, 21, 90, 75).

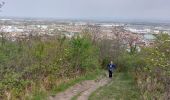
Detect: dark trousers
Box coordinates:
(109, 70, 112, 78)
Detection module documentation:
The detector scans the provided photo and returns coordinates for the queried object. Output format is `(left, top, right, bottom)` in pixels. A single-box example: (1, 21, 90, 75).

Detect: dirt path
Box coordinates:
(49, 76, 110, 100)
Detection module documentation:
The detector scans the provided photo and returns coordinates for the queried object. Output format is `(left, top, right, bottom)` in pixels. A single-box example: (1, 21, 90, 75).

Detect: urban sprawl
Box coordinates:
(1, 18, 170, 50)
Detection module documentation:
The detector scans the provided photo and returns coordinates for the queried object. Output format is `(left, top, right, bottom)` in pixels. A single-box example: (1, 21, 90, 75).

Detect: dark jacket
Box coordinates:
(107, 64, 116, 72)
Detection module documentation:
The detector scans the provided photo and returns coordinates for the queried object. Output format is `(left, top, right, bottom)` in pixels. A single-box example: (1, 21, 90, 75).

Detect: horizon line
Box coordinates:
(0, 16, 170, 24)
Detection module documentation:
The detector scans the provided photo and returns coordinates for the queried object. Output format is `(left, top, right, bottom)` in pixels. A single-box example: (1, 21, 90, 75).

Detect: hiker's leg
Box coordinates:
(111, 71, 112, 77)
(109, 70, 112, 78)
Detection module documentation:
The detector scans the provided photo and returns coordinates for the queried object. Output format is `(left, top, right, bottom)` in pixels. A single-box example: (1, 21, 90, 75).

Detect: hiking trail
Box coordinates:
(49, 74, 110, 100)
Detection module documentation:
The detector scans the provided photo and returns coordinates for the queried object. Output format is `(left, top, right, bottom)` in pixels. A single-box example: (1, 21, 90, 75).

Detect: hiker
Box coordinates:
(107, 61, 116, 78)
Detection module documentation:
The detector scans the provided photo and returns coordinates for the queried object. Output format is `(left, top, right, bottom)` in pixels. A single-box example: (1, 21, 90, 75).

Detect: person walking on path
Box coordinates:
(107, 61, 116, 78)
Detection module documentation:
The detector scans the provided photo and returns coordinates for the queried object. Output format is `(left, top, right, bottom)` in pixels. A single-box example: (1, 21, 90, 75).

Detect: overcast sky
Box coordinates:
(0, 0, 170, 21)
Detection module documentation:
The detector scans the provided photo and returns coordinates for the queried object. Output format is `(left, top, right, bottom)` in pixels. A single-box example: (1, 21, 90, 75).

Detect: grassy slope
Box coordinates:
(89, 72, 141, 100)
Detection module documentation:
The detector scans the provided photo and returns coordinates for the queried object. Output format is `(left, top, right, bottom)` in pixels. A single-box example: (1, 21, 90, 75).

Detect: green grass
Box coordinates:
(89, 72, 141, 100)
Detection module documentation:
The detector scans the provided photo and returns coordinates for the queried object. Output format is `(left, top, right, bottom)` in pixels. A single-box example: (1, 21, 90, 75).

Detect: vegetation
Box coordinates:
(134, 34, 170, 99)
(0, 33, 100, 99)
(89, 33, 170, 100)
(0, 27, 169, 100)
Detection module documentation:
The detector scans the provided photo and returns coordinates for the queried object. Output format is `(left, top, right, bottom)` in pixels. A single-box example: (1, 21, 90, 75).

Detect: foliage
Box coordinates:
(70, 36, 99, 72)
(0, 33, 100, 99)
(121, 34, 170, 99)
(110, 33, 170, 99)
(136, 34, 170, 99)
(0, 29, 169, 99)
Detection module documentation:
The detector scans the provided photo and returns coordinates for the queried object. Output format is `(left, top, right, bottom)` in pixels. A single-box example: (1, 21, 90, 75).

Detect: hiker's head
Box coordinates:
(110, 61, 113, 64)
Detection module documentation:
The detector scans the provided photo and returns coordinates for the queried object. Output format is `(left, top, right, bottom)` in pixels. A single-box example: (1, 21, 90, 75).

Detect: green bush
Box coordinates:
(70, 36, 99, 71)
(0, 34, 100, 99)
